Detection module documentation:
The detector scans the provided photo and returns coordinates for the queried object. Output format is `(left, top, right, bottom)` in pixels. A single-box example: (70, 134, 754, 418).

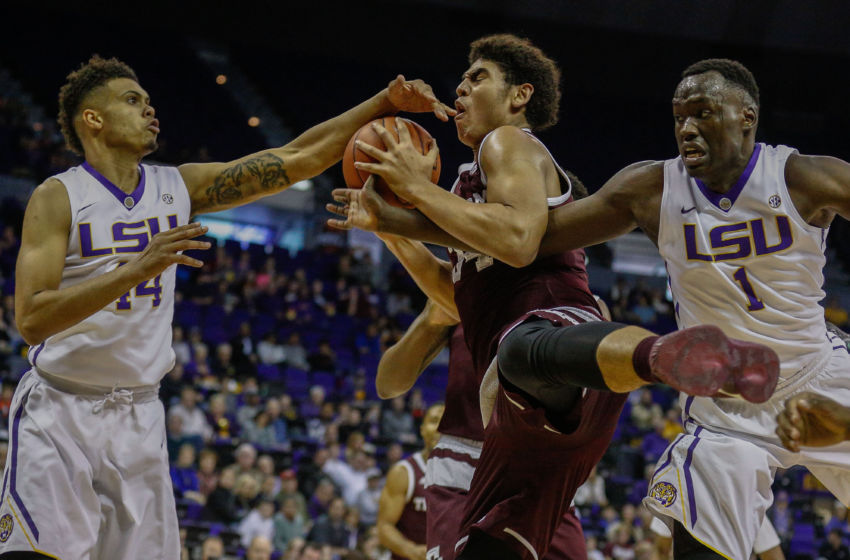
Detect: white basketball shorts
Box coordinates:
(643, 346, 850, 560)
(0, 370, 179, 559)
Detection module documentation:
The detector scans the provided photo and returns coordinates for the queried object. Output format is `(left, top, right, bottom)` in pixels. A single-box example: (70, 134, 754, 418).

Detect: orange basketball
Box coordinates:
(342, 117, 441, 208)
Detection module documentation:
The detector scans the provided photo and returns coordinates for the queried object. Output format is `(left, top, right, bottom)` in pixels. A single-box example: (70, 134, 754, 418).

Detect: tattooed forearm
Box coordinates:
(206, 153, 291, 206)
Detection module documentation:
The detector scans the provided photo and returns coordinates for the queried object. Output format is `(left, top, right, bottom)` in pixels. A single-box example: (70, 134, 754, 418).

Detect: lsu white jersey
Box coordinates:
(658, 143, 832, 382)
(27, 162, 191, 387)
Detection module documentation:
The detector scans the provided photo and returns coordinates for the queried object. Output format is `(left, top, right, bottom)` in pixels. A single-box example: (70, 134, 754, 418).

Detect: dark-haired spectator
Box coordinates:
(308, 339, 337, 373)
(237, 382, 264, 428)
(355, 323, 381, 356)
(323, 449, 375, 505)
(258, 332, 286, 366)
(354, 469, 383, 526)
(308, 497, 352, 552)
(574, 465, 608, 508)
(381, 397, 416, 444)
(172, 325, 191, 365)
(160, 363, 187, 408)
(265, 397, 290, 444)
(274, 496, 309, 551)
(201, 468, 240, 524)
(197, 449, 220, 498)
(243, 409, 279, 448)
(819, 529, 850, 560)
(282, 332, 310, 371)
(238, 498, 276, 548)
(211, 342, 238, 379)
(630, 388, 663, 433)
(170, 443, 203, 503)
(308, 478, 337, 520)
(200, 535, 225, 560)
(603, 525, 636, 560)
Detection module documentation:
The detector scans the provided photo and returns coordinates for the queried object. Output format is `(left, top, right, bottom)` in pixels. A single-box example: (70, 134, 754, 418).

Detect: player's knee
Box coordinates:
(497, 322, 539, 388)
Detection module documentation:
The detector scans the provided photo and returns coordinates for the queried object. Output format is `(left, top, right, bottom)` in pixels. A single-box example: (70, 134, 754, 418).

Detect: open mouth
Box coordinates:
(682, 146, 706, 164)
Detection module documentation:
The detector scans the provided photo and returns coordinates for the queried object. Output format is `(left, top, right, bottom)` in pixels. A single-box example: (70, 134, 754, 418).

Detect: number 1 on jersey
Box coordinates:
(732, 266, 765, 311)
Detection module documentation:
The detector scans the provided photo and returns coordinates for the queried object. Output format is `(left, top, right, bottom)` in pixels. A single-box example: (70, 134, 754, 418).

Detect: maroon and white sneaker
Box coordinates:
(649, 325, 780, 403)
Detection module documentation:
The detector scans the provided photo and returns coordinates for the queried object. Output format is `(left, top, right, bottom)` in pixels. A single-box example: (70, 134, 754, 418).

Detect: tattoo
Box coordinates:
(206, 153, 291, 206)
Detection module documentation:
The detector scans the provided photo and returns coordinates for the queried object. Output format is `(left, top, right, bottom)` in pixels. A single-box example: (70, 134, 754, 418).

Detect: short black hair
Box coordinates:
(469, 34, 561, 131)
(58, 55, 138, 156)
(565, 169, 588, 200)
(681, 58, 760, 107)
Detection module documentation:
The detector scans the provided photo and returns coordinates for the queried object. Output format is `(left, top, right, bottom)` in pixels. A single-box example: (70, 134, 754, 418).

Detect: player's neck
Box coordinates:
(84, 148, 143, 194)
(419, 448, 430, 461)
(700, 142, 756, 194)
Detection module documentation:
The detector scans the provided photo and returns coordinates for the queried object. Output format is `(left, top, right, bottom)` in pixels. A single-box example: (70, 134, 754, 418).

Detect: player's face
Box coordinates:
(96, 78, 159, 156)
(419, 404, 444, 451)
(454, 59, 514, 149)
(672, 72, 754, 183)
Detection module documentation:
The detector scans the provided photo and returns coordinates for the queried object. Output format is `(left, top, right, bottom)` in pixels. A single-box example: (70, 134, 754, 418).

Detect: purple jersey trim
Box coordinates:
(694, 143, 762, 212)
(29, 342, 45, 367)
(82, 161, 146, 210)
(0, 466, 8, 505)
(652, 433, 684, 480)
(10, 390, 39, 541)
(683, 426, 703, 528)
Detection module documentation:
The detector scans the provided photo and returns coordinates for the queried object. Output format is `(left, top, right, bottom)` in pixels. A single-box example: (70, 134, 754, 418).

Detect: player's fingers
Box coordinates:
(355, 139, 387, 159)
(331, 188, 353, 203)
(170, 239, 212, 253)
(325, 203, 349, 217)
(353, 161, 380, 174)
(370, 122, 398, 148)
(159, 223, 208, 240)
(175, 255, 206, 268)
(433, 101, 456, 121)
(327, 218, 352, 230)
(395, 117, 412, 144)
(426, 138, 440, 160)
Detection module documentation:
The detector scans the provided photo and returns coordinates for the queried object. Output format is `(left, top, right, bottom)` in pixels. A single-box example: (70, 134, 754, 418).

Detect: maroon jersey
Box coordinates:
(393, 452, 428, 559)
(437, 325, 484, 441)
(447, 130, 598, 375)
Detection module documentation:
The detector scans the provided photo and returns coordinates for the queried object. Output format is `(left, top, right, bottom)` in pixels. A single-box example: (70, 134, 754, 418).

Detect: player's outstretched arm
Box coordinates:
(181, 76, 455, 216)
(380, 235, 457, 318)
(376, 299, 457, 399)
(327, 177, 476, 253)
(377, 463, 427, 560)
(539, 161, 662, 256)
(15, 180, 209, 345)
(784, 153, 850, 225)
(776, 392, 850, 451)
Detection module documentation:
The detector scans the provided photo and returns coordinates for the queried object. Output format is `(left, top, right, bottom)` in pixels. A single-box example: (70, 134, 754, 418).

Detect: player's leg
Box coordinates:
(498, 319, 779, 404)
(672, 522, 726, 560)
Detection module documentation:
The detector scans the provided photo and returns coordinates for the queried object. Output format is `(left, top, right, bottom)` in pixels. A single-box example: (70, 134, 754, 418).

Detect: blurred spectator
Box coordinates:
(245, 535, 273, 560)
(661, 406, 685, 440)
(603, 525, 635, 559)
(323, 450, 374, 505)
(300, 386, 326, 420)
(308, 339, 337, 373)
(258, 332, 286, 365)
(824, 501, 849, 538)
(224, 443, 260, 483)
(197, 448, 220, 497)
(381, 443, 404, 473)
(265, 397, 290, 444)
(631, 295, 657, 325)
(257, 455, 280, 495)
(381, 397, 416, 444)
(170, 443, 203, 503)
(282, 332, 310, 371)
(207, 393, 238, 441)
(231, 322, 258, 372)
(211, 342, 238, 379)
(355, 323, 381, 356)
(201, 468, 240, 524)
(353, 469, 383, 526)
(630, 388, 663, 432)
(237, 382, 264, 428)
(769, 490, 794, 554)
(308, 497, 352, 551)
(277, 469, 308, 519)
(239, 498, 276, 548)
(243, 409, 279, 448)
(168, 386, 213, 443)
(819, 529, 850, 560)
(160, 364, 187, 408)
(234, 473, 262, 516)
(574, 466, 608, 508)
(606, 503, 643, 542)
(308, 478, 337, 520)
(306, 402, 336, 442)
(274, 495, 309, 551)
(586, 535, 605, 560)
(200, 536, 225, 560)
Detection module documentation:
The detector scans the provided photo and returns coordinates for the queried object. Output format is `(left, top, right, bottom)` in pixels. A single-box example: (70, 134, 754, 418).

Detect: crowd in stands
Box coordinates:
(2, 88, 850, 560)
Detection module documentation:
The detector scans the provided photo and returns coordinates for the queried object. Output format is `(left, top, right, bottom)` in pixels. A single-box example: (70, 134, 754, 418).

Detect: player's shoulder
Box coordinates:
(785, 151, 850, 188)
(384, 461, 411, 493)
(481, 126, 544, 157)
(29, 177, 70, 209)
(604, 160, 664, 195)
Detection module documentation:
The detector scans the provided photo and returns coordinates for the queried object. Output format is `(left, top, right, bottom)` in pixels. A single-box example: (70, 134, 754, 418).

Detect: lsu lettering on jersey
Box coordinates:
(658, 143, 832, 383)
(27, 162, 191, 387)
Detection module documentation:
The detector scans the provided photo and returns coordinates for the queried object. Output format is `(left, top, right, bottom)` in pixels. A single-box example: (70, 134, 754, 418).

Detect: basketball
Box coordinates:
(342, 117, 441, 208)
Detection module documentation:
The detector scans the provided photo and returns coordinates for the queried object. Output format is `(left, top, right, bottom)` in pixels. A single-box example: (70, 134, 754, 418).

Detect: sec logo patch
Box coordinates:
(0, 513, 13, 542)
(649, 481, 678, 507)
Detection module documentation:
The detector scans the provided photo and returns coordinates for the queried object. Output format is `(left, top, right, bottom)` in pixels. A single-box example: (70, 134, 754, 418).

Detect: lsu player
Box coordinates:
(2, 55, 453, 559)
(535, 58, 850, 559)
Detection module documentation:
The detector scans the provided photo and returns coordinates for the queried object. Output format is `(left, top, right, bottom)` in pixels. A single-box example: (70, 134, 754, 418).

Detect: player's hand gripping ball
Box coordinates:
(342, 117, 441, 208)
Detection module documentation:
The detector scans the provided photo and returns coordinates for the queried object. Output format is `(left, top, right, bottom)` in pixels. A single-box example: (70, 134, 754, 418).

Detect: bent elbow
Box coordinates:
(502, 241, 539, 268)
(17, 318, 44, 347)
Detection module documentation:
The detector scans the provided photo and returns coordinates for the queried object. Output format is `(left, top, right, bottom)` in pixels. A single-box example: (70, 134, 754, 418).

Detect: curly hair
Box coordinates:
(681, 58, 760, 107)
(57, 55, 138, 156)
(468, 34, 561, 131)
